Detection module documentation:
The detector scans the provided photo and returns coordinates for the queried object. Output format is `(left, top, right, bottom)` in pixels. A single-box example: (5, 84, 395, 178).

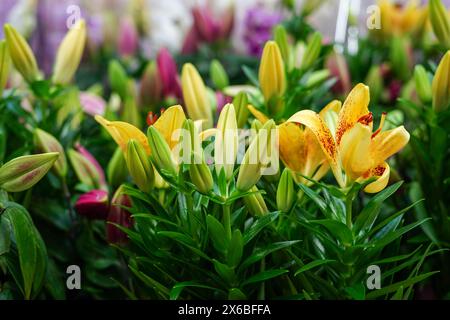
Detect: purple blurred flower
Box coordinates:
(107, 185, 133, 245)
(243, 6, 284, 57)
(216, 92, 233, 115)
(117, 17, 138, 58)
(79, 92, 106, 116)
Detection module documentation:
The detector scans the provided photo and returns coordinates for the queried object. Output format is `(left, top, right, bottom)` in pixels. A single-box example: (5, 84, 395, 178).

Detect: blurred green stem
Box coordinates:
(346, 193, 353, 229)
(223, 204, 231, 240)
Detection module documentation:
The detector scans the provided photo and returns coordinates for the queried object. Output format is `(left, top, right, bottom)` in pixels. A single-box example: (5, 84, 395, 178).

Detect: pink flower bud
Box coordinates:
(182, 26, 200, 55)
(79, 92, 106, 116)
(75, 143, 107, 190)
(107, 185, 133, 244)
(117, 17, 138, 58)
(157, 47, 181, 98)
(326, 51, 351, 95)
(219, 6, 234, 39)
(75, 190, 109, 220)
(192, 6, 220, 43)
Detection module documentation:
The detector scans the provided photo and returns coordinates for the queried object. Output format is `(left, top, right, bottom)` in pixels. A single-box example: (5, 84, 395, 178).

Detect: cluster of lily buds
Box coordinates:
(182, 4, 234, 54)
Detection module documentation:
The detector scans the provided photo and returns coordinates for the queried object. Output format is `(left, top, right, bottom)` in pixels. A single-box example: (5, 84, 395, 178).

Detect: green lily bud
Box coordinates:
(125, 139, 155, 193)
(67, 149, 105, 190)
(147, 126, 178, 177)
(301, 32, 322, 71)
(233, 92, 250, 128)
(181, 119, 214, 194)
(0, 152, 59, 192)
(305, 69, 330, 89)
(34, 129, 67, 178)
(429, 0, 450, 48)
(0, 40, 10, 96)
(414, 65, 432, 104)
(107, 147, 128, 188)
(365, 66, 383, 104)
(390, 36, 412, 81)
(274, 25, 291, 70)
(3, 24, 40, 83)
(243, 186, 268, 216)
(236, 120, 277, 192)
(276, 168, 295, 212)
(108, 60, 129, 99)
(122, 96, 142, 128)
(210, 59, 229, 90)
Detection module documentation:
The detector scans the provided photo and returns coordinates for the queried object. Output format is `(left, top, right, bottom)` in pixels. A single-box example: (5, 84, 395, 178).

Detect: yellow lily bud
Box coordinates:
(52, 19, 87, 85)
(181, 63, 213, 128)
(214, 103, 238, 180)
(34, 129, 67, 178)
(125, 139, 155, 193)
(414, 65, 432, 104)
(3, 24, 40, 83)
(243, 186, 269, 216)
(432, 51, 450, 112)
(147, 126, 178, 177)
(0, 152, 59, 192)
(259, 41, 286, 116)
(236, 120, 277, 192)
(0, 40, 10, 96)
(276, 168, 295, 212)
(429, 0, 450, 47)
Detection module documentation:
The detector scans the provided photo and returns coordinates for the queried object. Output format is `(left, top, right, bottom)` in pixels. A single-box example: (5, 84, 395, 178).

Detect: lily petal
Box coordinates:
(248, 104, 269, 124)
(363, 162, 390, 193)
(370, 125, 410, 165)
(278, 122, 306, 174)
(287, 110, 344, 187)
(95, 115, 150, 154)
(153, 105, 186, 150)
(336, 83, 370, 145)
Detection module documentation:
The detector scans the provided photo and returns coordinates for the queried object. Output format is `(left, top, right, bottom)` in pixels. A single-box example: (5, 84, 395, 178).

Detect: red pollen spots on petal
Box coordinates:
(373, 165, 386, 177)
(336, 122, 350, 146)
(357, 112, 373, 126)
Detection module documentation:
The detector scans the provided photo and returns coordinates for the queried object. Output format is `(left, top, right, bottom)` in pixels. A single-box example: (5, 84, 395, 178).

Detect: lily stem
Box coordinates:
(346, 193, 353, 229)
(223, 204, 232, 240)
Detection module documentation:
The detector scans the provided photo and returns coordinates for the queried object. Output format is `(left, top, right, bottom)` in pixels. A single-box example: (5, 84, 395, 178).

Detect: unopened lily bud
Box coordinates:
(52, 19, 86, 85)
(147, 126, 178, 177)
(429, 0, 450, 48)
(215, 104, 238, 180)
(274, 25, 291, 70)
(301, 0, 326, 17)
(233, 92, 250, 128)
(68, 145, 107, 190)
(243, 186, 269, 216)
(125, 139, 154, 193)
(305, 69, 330, 89)
(251, 119, 263, 139)
(107, 147, 128, 188)
(107, 185, 133, 244)
(117, 17, 138, 58)
(181, 119, 213, 194)
(259, 41, 286, 117)
(122, 96, 142, 128)
(0, 40, 10, 96)
(139, 61, 162, 108)
(34, 129, 67, 178)
(301, 32, 322, 71)
(236, 120, 276, 192)
(390, 36, 412, 81)
(365, 66, 383, 103)
(75, 189, 109, 220)
(414, 65, 432, 104)
(181, 63, 213, 128)
(0, 152, 59, 192)
(157, 47, 180, 97)
(192, 6, 219, 42)
(210, 59, 229, 90)
(276, 169, 295, 212)
(326, 50, 351, 95)
(432, 51, 450, 111)
(3, 24, 39, 83)
(108, 60, 129, 99)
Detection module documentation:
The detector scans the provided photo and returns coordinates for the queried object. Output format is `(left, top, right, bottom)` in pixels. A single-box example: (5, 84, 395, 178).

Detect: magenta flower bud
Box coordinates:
(79, 92, 106, 117)
(215, 91, 233, 115)
(75, 189, 109, 220)
(326, 50, 351, 95)
(157, 47, 180, 97)
(75, 143, 107, 190)
(192, 6, 220, 43)
(117, 17, 139, 58)
(107, 185, 133, 244)
(182, 26, 200, 55)
(219, 6, 234, 39)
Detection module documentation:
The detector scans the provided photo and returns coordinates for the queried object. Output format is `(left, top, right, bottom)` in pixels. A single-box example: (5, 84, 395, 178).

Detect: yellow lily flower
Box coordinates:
(286, 84, 410, 193)
(278, 101, 340, 185)
(374, 0, 428, 39)
(95, 104, 186, 155)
